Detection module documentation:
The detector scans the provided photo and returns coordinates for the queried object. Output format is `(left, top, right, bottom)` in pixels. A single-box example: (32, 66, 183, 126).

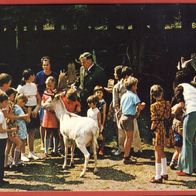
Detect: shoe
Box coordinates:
(51, 152, 60, 157)
(150, 177, 163, 183)
(161, 174, 169, 180)
(9, 165, 23, 172)
(176, 171, 191, 176)
(170, 163, 177, 170)
(123, 158, 137, 165)
(0, 180, 10, 186)
(28, 152, 40, 160)
(132, 151, 142, 157)
(4, 166, 11, 171)
(21, 155, 30, 162)
(98, 149, 104, 156)
(113, 149, 123, 156)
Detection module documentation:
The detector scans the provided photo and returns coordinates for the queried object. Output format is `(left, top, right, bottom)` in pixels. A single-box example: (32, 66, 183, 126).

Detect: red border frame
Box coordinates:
(0, 0, 196, 4)
(1, 1, 196, 195)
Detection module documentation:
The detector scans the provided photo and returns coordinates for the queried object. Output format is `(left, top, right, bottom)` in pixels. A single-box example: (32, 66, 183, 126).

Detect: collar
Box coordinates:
(87, 63, 94, 71)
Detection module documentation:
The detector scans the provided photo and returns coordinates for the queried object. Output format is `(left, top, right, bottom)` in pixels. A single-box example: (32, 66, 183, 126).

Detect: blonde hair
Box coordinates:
(45, 76, 56, 89)
(124, 76, 138, 90)
(150, 84, 164, 103)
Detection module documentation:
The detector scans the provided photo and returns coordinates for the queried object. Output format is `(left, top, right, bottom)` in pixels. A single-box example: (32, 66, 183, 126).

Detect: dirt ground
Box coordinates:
(0, 139, 196, 192)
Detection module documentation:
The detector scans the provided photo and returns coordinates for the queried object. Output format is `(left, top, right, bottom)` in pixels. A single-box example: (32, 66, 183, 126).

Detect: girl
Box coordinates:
(93, 85, 107, 156)
(4, 88, 23, 170)
(17, 69, 41, 160)
(14, 94, 30, 164)
(42, 76, 59, 156)
(87, 95, 101, 134)
(150, 84, 171, 183)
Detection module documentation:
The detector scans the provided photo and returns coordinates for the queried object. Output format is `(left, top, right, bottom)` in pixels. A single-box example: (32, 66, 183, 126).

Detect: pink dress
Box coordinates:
(42, 90, 58, 128)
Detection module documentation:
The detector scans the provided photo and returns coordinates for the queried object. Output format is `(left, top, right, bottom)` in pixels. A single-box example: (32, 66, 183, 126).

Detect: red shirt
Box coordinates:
(61, 96, 81, 113)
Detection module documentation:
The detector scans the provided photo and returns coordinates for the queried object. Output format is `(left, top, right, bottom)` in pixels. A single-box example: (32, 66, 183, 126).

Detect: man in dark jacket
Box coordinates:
(75, 52, 106, 115)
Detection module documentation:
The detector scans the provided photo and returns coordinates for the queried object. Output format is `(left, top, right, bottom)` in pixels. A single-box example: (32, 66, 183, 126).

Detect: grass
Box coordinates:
(1, 133, 196, 191)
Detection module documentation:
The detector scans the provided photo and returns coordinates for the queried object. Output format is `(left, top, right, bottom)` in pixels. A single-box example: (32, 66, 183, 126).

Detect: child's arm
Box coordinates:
(31, 92, 41, 118)
(97, 111, 102, 132)
(102, 103, 107, 128)
(135, 102, 146, 118)
(0, 124, 17, 133)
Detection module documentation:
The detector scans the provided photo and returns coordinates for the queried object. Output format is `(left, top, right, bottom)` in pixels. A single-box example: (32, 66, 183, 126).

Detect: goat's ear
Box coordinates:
(53, 93, 60, 101)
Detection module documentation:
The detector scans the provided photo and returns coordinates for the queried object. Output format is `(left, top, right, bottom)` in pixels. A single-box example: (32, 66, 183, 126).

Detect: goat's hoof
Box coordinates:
(79, 172, 85, 178)
(69, 163, 75, 168)
(93, 168, 98, 174)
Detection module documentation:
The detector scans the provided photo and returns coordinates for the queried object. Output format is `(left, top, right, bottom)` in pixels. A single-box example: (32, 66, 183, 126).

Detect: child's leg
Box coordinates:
(123, 130, 134, 159)
(160, 147, 168, 176)
(52, 129, 59, 153)
(40, 125, 45, 149)
(132, 119, 142, 153)
(0, 139, 7, 182)
(10, 136, 22, 166)
(4, 139, 12, 167)
(45, 128, 52, 155)
(27, 129, 35, 153)
(154, 146, 162, 180)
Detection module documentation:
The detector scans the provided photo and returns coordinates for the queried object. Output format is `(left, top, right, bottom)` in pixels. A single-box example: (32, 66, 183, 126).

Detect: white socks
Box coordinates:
(161, 158, 167, 175)
(155, 163, 162, 180)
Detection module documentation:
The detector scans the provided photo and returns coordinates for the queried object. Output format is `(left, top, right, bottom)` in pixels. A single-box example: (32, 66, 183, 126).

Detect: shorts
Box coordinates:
(174, 131, 183, 147)
(120, 114, 135, 131)
(26, 106, 40, 129)
(39, 106, 44, 122)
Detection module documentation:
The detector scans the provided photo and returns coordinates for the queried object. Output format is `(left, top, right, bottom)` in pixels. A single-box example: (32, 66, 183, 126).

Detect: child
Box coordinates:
(42, 76, 59, 156)
(169, 102, 184, 170)
(61, 88, 81, 113)
(17, 69, 41, 160)
(0, 93, 17, 186)
(87, 95, 101, 135)
(93, 85, 107, 156)
(4, 88, 23, 170)
(150, 84, 171, 183)
(14, 94, 30, 163)
(120, 76, 145, 165)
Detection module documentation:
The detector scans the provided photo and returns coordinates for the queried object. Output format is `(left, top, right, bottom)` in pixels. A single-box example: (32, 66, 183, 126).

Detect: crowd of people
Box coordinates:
(0, 52, 195, 187)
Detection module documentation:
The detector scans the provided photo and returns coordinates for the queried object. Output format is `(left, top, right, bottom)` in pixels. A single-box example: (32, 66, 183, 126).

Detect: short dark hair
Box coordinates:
(41, 56, 51, 65)
(6, 87, 17, 97)
(0, 92, 8, 103)
(114, 65, 123, 80)
(0, 73, 12, 87)
(21, 69, 35, 85)
(93, 85, 104, 94)
(121, 66, 133, 79)
(87, 95, 98, 104)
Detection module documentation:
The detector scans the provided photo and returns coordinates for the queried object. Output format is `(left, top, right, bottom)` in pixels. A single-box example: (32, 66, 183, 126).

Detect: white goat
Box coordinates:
(43, 95, 99, 177)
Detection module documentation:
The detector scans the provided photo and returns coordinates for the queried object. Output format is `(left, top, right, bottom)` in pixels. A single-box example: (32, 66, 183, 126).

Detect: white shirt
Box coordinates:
(17, 83, 38, 106)
(87, 107, 100, 125)
(0, 109, 8, 139)
(180, 83, 196, 115)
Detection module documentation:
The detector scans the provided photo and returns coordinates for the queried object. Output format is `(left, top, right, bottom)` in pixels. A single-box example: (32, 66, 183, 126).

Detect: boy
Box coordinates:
(0, 93, 17, 186)
(120, 76, 145, 164)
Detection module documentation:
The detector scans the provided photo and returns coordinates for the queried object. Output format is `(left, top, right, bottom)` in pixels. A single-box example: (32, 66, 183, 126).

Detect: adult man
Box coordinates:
(75, 52, 106, 115)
